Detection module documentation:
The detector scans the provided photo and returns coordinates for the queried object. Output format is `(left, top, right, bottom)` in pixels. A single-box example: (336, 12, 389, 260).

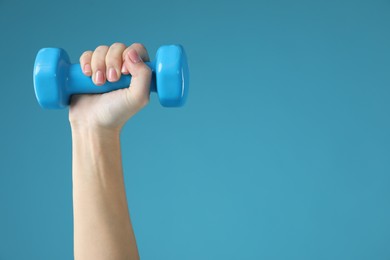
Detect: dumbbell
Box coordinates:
(33, 45, 189, 108)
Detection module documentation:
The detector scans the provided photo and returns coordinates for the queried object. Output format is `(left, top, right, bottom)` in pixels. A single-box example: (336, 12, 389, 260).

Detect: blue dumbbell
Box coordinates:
(33, 45, 189, 108)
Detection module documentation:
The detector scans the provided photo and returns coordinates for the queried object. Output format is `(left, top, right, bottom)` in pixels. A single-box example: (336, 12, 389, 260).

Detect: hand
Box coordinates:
(69, 43, 152, 131)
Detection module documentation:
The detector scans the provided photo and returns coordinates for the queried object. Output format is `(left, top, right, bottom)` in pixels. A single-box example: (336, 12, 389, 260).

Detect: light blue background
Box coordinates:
(0, 0, 389, 259)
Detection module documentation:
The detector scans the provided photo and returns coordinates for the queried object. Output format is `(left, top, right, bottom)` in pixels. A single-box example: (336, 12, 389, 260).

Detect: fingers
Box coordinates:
(80, 51, 93, 76)
(91, 45, 109, 86)
(121, 43, 150, 75)
(106, 42, 126, 82)
(123, 48, 152, 108)
(79, 43, 151, 95)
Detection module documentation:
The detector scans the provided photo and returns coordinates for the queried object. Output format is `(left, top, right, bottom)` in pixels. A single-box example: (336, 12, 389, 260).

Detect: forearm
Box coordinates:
(71, 126, 139, 260)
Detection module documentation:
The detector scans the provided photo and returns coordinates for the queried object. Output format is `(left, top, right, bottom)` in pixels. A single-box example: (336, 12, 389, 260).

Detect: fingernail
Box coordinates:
(121, 64, 127, 73)
(95, 70, 104, 85)
(108, 67, 118, 81)
(128, 50, 141, 63)
(83, 64, 91, 74)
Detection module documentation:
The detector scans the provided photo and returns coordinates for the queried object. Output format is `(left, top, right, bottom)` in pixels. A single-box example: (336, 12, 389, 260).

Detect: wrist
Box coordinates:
(71, 124, 121, 159)
(71, 122, 122, 178)
(70, 123, 121, 138)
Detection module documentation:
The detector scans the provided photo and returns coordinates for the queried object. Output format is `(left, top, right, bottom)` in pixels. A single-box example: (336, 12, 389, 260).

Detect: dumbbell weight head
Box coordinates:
(155, 45, 189, 107)
(33, 45, 189, 109)
(33, 48, 70, 109)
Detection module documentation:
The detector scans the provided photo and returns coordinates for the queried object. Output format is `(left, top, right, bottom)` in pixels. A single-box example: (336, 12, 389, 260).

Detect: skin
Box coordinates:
(70, 42, 152, 260)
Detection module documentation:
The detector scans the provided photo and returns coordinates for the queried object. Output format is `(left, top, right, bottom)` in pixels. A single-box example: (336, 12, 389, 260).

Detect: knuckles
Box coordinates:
(130, 43, 150, 60)
(80, 43, 151, 79)
(130, 43, 147, 52)
(139, 65, 152, 77)
(79, 51, 92, 63)
(110, 42, 126, 50)
(94, 45, 109, 55)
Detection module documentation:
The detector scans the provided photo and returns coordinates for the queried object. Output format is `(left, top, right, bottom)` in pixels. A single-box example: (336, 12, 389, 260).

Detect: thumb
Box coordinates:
(124, 49, 152, 108)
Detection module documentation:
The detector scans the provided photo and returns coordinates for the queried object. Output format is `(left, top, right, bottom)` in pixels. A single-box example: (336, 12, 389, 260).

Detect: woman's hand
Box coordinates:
(70, 44, 150, 259)
(69, 43, 152, 131)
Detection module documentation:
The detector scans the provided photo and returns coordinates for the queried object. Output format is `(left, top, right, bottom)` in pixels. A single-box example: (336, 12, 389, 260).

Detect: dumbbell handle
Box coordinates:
(66, 62, 157, 94)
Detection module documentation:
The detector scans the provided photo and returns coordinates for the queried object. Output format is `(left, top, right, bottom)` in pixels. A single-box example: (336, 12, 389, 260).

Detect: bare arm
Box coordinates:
(72, 126, 138, 260)
(70, 43, 152, 260)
